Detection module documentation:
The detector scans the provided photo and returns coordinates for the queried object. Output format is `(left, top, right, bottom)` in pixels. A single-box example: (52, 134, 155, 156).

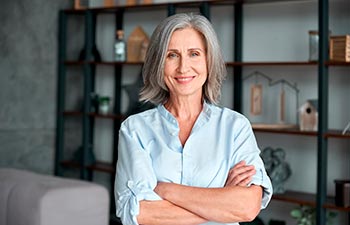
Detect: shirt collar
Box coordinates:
(157, 101, 212, 126)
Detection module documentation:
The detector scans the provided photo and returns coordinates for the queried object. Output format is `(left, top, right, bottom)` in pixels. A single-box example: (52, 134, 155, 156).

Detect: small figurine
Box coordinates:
(261, 147, 292, 194)
(127, 26, 150, 62)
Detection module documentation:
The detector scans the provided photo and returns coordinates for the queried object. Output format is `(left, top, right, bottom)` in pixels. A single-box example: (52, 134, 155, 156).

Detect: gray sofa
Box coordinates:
(0, 168, 110, 225)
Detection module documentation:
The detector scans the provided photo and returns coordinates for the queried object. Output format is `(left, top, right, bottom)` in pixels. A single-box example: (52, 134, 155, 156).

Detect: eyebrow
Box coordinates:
(167, 48, 204, 52)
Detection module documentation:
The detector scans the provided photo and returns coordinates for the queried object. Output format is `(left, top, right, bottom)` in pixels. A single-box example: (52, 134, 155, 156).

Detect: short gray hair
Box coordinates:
(139, 13, 226, 105)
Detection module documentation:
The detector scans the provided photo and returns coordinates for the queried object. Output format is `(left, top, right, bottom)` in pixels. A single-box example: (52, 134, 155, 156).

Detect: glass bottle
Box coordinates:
(308, 30, 319, 61)
(114, 30, 126, 62)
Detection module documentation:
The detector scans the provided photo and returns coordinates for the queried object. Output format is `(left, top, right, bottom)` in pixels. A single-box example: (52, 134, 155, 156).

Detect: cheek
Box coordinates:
(197, 61, 208, 77)
(163, 68, 173, 88)
(163, 68, 172, 84)
(195, 58, 207, 71)
(164, 62, 175, 76)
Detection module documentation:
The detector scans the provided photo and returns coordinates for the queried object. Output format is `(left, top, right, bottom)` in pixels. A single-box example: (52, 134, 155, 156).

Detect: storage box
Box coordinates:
(334, 180, 350, 207)
(74, 0, 115, 9)
(330, 35, 350, 62)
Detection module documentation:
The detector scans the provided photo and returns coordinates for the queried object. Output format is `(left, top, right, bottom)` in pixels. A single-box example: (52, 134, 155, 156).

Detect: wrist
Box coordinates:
(155, 182, 172, 199)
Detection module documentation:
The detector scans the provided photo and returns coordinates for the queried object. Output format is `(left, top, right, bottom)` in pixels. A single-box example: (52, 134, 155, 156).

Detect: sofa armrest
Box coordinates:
(0, 168, 110, 225)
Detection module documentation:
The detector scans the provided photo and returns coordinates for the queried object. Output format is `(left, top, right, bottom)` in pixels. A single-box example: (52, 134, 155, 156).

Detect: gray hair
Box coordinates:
(139, 13, 226, 105)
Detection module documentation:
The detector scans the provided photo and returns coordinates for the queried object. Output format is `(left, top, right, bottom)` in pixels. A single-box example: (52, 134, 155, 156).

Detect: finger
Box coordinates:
(226, 173, 248, 186)
(227, 173, 253, 187)
(225, 161, 255, 186)
(229, 172, 254, 186)
(228, 165, 255, 178)
(238, 176, 253, 187)
(231, 160, 246, 170)
(226, 167, 256, 186)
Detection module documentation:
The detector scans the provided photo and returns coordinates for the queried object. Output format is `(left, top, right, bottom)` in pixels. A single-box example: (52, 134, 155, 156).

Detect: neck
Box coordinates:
(165, 96, 203, 121)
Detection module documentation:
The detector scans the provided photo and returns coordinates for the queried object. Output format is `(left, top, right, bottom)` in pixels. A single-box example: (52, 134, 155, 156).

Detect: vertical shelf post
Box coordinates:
(233, 3, 243, 113)
(167, 4, 176, 16)
(81, 10, 94, 180)
(89, 12, 98, 151)
(200, 2, 210, 20)
(316, 0, 329, 224)
(55, 10, 67, 176)
(112, 9, 124, 170)
(111, 8, 125, 215)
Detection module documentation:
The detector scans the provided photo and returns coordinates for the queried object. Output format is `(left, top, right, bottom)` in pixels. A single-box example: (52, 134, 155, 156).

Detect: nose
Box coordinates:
(177, 56, 190, 74)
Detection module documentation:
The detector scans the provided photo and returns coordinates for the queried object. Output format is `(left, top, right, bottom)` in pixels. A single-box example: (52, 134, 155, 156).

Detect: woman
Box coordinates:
(115, 13, 272, 225)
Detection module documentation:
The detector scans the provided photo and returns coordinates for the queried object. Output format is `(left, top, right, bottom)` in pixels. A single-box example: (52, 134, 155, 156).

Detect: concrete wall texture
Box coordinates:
(0, 1, 71, 174)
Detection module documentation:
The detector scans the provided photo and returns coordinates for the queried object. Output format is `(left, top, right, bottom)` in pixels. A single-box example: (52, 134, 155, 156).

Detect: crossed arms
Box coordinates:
(137, 161, 263, 225)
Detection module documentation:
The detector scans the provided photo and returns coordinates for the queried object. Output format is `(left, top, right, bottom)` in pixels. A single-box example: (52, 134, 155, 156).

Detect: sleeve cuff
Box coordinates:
(116, 180, 162, 225)
(250, 169, 273, 209)
(127, 180, 162, 201)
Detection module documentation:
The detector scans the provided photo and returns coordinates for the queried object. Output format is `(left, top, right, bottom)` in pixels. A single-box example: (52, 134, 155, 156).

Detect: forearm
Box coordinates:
(156, 183, 262, 223)
(137, 199, 208, 225)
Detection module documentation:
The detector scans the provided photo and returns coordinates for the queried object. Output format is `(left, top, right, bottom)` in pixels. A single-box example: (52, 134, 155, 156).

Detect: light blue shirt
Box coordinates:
(115, 102, 273, 225)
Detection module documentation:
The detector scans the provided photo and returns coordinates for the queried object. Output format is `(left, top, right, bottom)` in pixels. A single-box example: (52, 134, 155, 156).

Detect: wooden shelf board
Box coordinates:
(323, 201, 350, 212)
(63, 111, 125, 120)
(64, 61, 85, 65)
(63, 111, 83, 116)
(253, 126, 317, 136)
(273, 191, 317, 206)
(64, 60, 143, 66)
(64, 0, 314, 14)
(226, 61, 317, 66)
(325, 130, 350, 139)
(90, 61, 143, 65)
(61, 160, 82, 169)
(326, 61, 350, 66)
(87, 161, 115, 173)
(63, 9, 86, 15)
(252, 123, 298, 129)
(273, 191, 350, 211)
(89, 112, 125, 120)
(253, 126, 350, 139)
(78, 60, 348, 67)
(61, 160, 115, 174)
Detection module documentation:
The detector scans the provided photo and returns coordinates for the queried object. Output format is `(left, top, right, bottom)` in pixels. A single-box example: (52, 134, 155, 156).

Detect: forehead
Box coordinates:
(168, 28, 205, 49)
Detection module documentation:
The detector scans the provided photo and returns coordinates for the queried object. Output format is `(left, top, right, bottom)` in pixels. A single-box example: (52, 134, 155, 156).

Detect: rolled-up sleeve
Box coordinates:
(251, 168, 273, 209)
(232, 116, 273, 210)
(115, 123, 162, 225)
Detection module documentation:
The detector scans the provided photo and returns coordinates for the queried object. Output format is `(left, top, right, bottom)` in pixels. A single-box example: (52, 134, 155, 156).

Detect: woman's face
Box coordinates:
(164, 28, 208, 101)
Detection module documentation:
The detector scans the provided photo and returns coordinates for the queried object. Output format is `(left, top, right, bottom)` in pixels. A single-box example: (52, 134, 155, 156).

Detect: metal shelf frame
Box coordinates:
(55, 1, 347, 224)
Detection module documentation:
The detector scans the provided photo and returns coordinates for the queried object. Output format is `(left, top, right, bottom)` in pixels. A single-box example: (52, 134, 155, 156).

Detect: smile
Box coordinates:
(175, 76, 195, 83)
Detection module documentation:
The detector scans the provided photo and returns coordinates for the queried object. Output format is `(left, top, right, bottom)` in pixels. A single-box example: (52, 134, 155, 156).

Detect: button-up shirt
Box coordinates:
(115, 102, 273, 225)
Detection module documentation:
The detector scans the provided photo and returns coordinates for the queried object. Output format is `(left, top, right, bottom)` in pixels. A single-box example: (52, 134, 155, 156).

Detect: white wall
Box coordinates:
(92, 0, 350, 224)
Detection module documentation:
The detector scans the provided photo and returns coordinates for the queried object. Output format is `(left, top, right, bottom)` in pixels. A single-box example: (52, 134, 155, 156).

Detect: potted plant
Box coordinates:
(98, 96, 111, 115)
(290, 205, 337, 225)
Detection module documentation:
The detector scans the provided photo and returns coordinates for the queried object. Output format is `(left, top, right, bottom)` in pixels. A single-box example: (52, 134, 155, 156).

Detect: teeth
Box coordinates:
(177, 77, 192, 81)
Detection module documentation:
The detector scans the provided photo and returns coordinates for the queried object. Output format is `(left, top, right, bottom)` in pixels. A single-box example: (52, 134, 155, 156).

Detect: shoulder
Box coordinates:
(209, 104, 250, 125)
(120, 107, 159, 130)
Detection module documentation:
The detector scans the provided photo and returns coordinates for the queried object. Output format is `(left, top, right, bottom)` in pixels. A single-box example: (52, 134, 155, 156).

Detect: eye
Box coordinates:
(190, 51, 200, 57)
(167, 52, 178, 58)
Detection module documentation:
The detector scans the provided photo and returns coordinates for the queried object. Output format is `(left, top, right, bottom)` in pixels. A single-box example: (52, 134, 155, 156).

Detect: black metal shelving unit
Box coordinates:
(55, 1, 213, 181)
(55, 0, 349, 224)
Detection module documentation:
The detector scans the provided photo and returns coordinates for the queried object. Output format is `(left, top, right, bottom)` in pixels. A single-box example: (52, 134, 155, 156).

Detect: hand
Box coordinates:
(225, 161, 256, 187)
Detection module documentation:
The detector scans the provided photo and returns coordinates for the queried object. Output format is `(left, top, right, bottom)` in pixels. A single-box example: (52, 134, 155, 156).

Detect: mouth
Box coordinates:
(175, 76, 195, 83)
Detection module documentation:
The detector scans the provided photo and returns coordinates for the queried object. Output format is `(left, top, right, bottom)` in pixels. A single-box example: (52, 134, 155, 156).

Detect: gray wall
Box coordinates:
(0, 1, 71, 174)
